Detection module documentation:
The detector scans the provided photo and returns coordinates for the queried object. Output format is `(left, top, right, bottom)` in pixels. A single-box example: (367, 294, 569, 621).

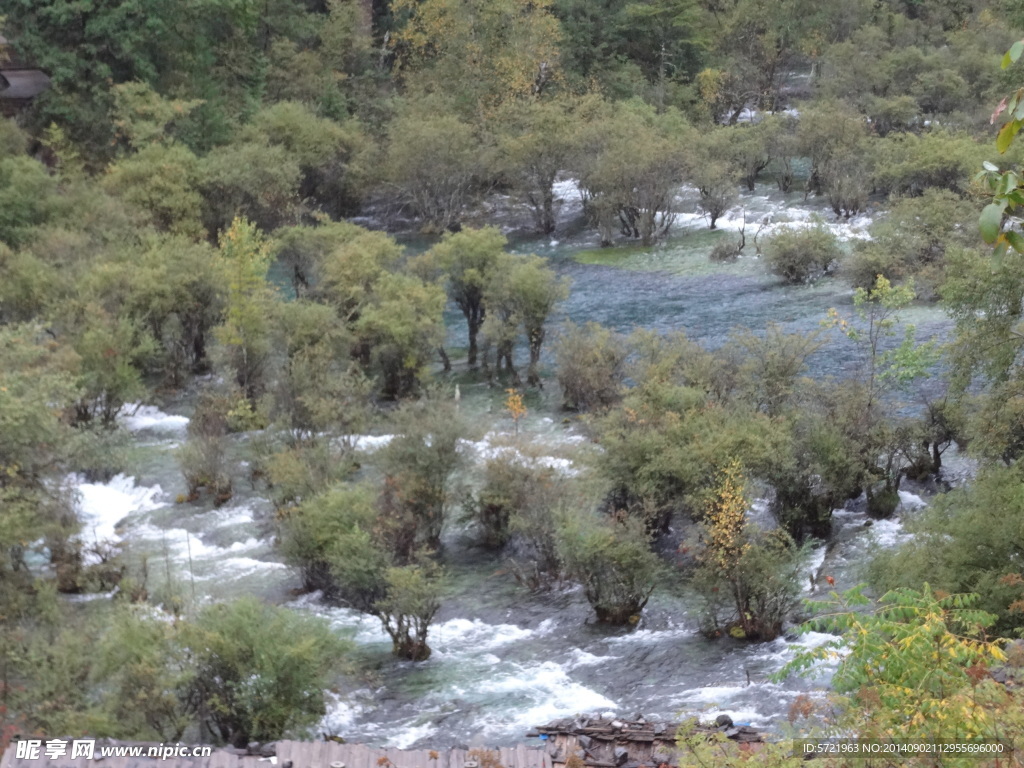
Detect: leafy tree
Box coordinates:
(462, 450, 564, 549)
(92, 607, 194, 741)
(779, 585, 1010, 747)
(0, 157, 58, 248)
(762, 223, 843, 285)
(279, 482, 382, 594)
(869, 464, 1024, 636)
(85, 233, 227, 383)
(177, 388, 236, 505)
(185, 597, 349, 746)
(355, 272, 446, 399)
(65, 306, 156, 426)
(272, 220, 363, 299)
(383, 100, 486, 233)
(797, 100, 870, 200)
(847, 189, 980, 297)
(694, 461, 804, 641)
(693, 161, 737, 231)
(873, 130, 984, 197)
(575, 102, 691, 245)
(375, 397, 470, 556)
(199, 142, 303, 237)
(0, 325, 81, 585)
(596, 374, 786, 532)
(391, 0, 562, 120)
(279, 482, 445, 661)
(482, 254, 568, 387)
(496, 96, 592, 234)
(825, 277, 936, 516)
(422, 227, 507, 366)
(213, 218, 277, 403)
(247, 101, 370, 217)
(557, 511, 660, 624)
(102, 143, 205, 238)
(269, 300, 369, 444)
(554, 321, 629, 412)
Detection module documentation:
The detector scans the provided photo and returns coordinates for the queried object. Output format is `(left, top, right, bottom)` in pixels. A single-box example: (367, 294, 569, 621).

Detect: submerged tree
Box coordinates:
(694, 461, 804, 641)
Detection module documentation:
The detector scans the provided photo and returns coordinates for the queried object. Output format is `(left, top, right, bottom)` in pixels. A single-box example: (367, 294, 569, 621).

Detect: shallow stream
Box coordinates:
(73, 181, 951, 748)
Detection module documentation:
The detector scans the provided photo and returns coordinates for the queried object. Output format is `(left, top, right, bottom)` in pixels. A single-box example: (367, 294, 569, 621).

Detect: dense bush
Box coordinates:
(762, 224, 843, 285)
(869, 465, 1024, 636)
(554, 321, 628, 412)
(693, 462, 805, 641)
(556, 512, 660, 624)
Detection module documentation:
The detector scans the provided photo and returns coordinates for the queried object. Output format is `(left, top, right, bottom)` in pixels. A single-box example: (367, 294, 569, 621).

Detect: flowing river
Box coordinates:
(73, 181, 954, 749)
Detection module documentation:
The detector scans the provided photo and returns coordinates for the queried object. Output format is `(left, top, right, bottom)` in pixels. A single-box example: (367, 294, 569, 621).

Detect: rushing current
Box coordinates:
(72, 180, 950, 749)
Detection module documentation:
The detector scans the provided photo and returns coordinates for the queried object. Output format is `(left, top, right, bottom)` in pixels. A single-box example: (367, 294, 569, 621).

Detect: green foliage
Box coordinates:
(482, 253, 568, 387)
(422, 226, 507, 366)
(102, 143, 204, 238)
(214, 218, 277, 402)
(92, 607, 194, 741)
(279, 476, 447, 662)
(375, 397, 470, 556)
(554, 321, 628, 412)
(177, 389, 235, 505)
(575, 101, 691, 245)
(279, 483, 382, 595)
(272, 220, 363, 298)
(762, 224, 843, 285)
(693, 461, 805, 641)
(375, 560, 443, 662)
(185, 597, 350, 746)
(594, 328, 791, 532)
(200, 142, 302, 236)
(0, 325, 81, 583)
(0, 156, 58, 248)
(355, 272, 446, 399)
(462, 447, 567, 550)
(870, 464, 1024, 636)
(556, 511, 659, 624)
(391, 0, 562, 120)
(779, 585, 1010, 745)
(496, 97, 591, 234)
(823, 277, 937, 516)
(384, 101, 484, 233)
(847, 190, 980, 297)
(873, 130, 985, 197)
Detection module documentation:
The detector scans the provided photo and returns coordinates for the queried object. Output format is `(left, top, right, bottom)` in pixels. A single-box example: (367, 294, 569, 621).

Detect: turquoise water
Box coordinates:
(72, 181, 948, 748)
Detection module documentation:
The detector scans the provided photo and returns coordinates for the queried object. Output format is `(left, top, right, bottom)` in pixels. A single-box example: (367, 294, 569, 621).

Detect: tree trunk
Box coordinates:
(438, 345, 451, 373)
(467, 310, 481, 367)
(527, 328, 544, 388)
(542, 189, 555, 234)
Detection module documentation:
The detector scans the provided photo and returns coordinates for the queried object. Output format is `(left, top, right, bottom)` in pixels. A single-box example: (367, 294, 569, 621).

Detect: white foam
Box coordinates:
(463, 432, 579, 476)
(75, 474, 165, 546)
(431, 618, 539, 653)
(869, 518, 911, 548)
(191, 557, 288, 580)
(486, 660, 618, 731)
(898, 491, 927, 510)
(350, 434, 395, 452)
(566, 649, 611, 668)
(606, 626, 693, 644)
(387, 722, 438, 749)
(119, 404, 190, 433)
(319, 691, 365, 736)
(289, 594, 393, 644)
(804, 545, 828, 593)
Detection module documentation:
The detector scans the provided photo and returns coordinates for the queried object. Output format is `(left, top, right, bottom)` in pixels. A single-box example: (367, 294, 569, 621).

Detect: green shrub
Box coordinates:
(554, 321, 628, 412)
(762, 224, 842, 284)
(556, 511, 660, 624)
(185, 597, 349, 746)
